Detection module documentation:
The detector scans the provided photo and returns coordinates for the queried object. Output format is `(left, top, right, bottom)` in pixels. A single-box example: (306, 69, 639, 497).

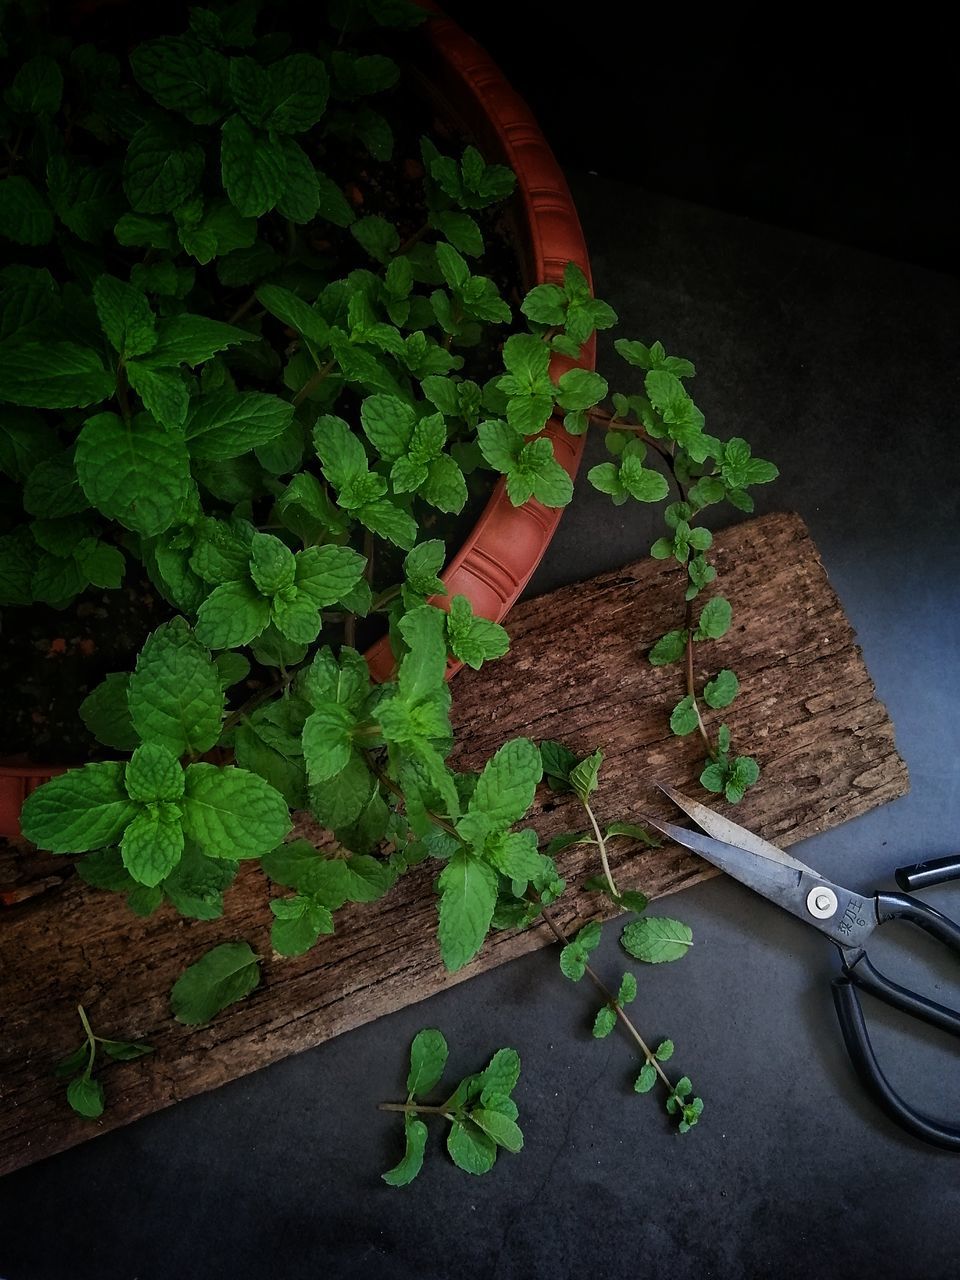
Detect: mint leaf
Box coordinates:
(195, 580, 271, 648)
(270, 894, 333, 956)
(466, 738, 542, 829)
(75, 412, 191, 537)
(295, 544, 367, 607)
(382, 1115, 428, 1188)
(695, 597, 732, 641)
(569, 749, 602, 803)
(621, 917, 693, 964)
(649, 629, 688, 666)
(0, 176, 53, 246)
(185, 392, 293, 460)
(148, 313, 254, 366)
(124, 121, 203, 214)
(220, 114, 286, 216)
(130, 36, 227, 124)
(21, 762, 137, 853)
(670, 695, 699, 736)
(617, 972, 638, 1005)
(127, 617, 224, 756)
(471, 1108, 523, 1153)
(121, 805, 184, 886)
(634, 1063, 657, 1094)
(125, 362, 189, 430)
(67, 1075, 105, 1119)
(407, 1028, 448, 1097)
(0, 342, 113, 409)
(93, 276, 156, 360)
(593, 1005, 616, 1039)
(302, 702, 355, 783)
(79, 674, 139, 751)
(6, 55, 63, 116)
(437, 849, 498, 971)
(656, 1039, 675, 1061)
(181, 763, 290, 858)
(124, 743, 184, 803)
(266, 53, 329, 132)
(447, 1119, 497, 1175)
(445, 595, 508, 670)
(703, 669, 739, 709)
(171, 941, 261, 1025)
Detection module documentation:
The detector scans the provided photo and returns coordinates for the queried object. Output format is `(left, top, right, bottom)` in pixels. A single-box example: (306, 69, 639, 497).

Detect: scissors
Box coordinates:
(647, 783, 960, 1151)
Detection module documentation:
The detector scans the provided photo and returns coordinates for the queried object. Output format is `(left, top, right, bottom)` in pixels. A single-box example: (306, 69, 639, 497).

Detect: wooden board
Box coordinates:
(0, 512, 908, 1176)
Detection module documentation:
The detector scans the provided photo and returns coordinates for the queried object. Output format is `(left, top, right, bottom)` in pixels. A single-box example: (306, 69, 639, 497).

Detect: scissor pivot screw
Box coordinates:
(806, 886, 838, 919)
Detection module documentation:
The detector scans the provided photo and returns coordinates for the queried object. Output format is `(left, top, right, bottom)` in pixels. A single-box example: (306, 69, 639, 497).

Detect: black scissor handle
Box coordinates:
(830, 891, 960, 1151)
(832, 977, 960, 1151)
(843, 892, 960, 1037)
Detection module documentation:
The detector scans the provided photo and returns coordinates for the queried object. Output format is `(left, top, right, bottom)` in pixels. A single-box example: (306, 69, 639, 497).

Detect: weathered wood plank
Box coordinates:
(0, 512, 908, 1176)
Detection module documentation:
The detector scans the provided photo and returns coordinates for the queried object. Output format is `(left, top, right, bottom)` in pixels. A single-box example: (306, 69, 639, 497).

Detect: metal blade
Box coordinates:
(656, 783, 820, 876)
(646, 814, 878, 950)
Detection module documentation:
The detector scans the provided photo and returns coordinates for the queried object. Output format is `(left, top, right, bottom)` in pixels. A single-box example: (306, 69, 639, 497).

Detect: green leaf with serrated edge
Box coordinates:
(148, 313, 255, 366)
(570, 749, 602, 803)
(125, 121, 203, 214)
(404, 540, 446, 597)
(634, 1062, 657, 1094)
(649, 629, 688, 666)
(555, 368, 607, 411)
(67, 1075, 105, 1119)
(125, 361, 189, 431)
(695, 596, 732, 641)
(406, 1028, 448, 1097)
(79, 674, 139, 751)
(171, 941, 260, 1025)
(266, 53, 329, 132)
(249, 532, 295, 596)
(255, 284, 329, 345)
(163, 841, 237, 920)
(0, 177, 53, 246)
(181, 763, 290, 859)
(270, 895, 333, 956)
(485, 829, 543, 882)
(478, 1047, 520, 1099)
(445, 595, 508, 670)
(703, 668, 740, 709)
(593, 1005, 616, 1038)
(185, 392, 293, 460)
(99, 1039, 153, 1062)
(21, 762, 137, 854)
(124, 744, 184, 803)
(128, 617, 223, 756)
(56, 1045, 91, 1080)
(656, 1039, 675, 1061)
(301, 645, 370, 713)
(465, 738, 542, 829)
(214, 653, 250, 690)
(295, 543, 367, 608)
(382, 1115, 428, 1188)
(302, 703, 355, 783)
(195, 580, 271, 649)
(130, 37, 227, 123)
(447, 1119, 497, 1175)
(471, 1109, 523, 1153)
(93, 276, 156, 360)
(6, 54, 63, 115)
(605, 823, 659, 850)
(360, 393, 415, 460)
(670, 695, 699, 736)
(121, 805, 184, 887)
(0, 342, 113, 409)
(357, 499, 417, 549)
(539, 740, 579, 790)
(621, 917, 693, 964)
(437, 849, 498, 972)
(617, 972, 638, 1005)
(341, 855, 396, 902)
(75, 412, 191, 538)
(275, 137, 320, 222)
(220, 114, 286, 217)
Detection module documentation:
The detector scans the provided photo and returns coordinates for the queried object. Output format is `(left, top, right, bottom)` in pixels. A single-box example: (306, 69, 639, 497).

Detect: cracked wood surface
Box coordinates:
(0, 511, 908, 1176)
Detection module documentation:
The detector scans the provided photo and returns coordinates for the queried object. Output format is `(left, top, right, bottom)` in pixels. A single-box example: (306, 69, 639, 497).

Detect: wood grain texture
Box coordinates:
(0, 512, 908, 1176)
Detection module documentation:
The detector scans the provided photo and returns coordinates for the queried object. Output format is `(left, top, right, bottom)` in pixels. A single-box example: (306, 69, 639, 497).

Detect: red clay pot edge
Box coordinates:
(363, 10, 594, 679)
(0, 8, 594, 838)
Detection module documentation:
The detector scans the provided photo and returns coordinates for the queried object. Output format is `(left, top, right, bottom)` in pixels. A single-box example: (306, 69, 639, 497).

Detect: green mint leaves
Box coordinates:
(56, 1004, 153, 1120)
(170, 941, 261, 1025)
(381, 1030, 523, 1186)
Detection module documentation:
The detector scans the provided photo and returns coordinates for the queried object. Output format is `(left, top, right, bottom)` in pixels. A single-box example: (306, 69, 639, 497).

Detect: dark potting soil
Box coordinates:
(1, 8, 526, 766)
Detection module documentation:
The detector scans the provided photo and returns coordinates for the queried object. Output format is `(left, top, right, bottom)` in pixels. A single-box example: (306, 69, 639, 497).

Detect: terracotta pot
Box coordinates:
(0, 7, 593, 838)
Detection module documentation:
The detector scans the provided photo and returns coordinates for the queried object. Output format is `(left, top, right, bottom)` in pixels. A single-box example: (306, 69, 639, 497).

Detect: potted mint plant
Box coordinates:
(1, 0, 776, 1148)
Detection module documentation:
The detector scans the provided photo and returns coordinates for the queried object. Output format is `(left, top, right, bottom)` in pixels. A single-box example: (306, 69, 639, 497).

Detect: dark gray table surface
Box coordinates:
(2, 174, 959, 1280)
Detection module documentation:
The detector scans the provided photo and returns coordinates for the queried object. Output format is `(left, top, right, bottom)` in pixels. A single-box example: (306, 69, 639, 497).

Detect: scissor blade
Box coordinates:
(656, 783, 820, 876)
(647, 814, 879, 949)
